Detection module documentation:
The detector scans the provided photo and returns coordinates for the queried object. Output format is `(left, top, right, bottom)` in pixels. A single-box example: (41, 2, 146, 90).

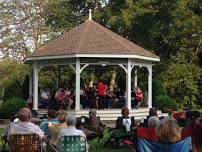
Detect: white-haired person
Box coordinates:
(57, 114, 88, 150)
(148, 116, 160, 128)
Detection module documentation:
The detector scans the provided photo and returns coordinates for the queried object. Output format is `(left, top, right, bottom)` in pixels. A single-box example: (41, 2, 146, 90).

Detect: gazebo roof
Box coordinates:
(26, 20, 159, 61)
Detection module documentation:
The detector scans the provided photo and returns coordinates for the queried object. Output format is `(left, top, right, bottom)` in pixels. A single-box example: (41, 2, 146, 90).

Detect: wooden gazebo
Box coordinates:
(24, 12, 160, 111)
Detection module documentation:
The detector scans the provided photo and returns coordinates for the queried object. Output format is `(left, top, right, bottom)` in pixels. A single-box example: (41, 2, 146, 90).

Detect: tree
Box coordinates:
(45, 0, 103, 32)
(0, 0, 52, 59)
(161, 52, 201, 107)
(95, 0, 202, 107)
(0, 59, 28, 100)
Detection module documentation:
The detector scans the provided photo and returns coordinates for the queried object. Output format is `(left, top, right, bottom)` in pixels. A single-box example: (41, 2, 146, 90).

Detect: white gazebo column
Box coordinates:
(29, 66, 33, 96)
(126, 59, 132, 109)
(133, 69, 137, 89)
(75, 58, 80, 110)
(147, 66, 152, 108)
(56, 65, 61, 89)
(33, 62, 39, 110)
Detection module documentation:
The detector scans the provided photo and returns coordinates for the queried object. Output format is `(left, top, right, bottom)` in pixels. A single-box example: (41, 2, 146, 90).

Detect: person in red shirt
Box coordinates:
(96, 80, 107, 109)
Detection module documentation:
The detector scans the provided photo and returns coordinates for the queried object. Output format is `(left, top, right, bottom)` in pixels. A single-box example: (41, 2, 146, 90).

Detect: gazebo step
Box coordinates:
(37, 108, 168, 121)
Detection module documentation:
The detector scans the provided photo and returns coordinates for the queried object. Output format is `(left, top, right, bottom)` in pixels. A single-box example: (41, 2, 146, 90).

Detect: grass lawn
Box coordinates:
(94, 147, 131, 152)
(0, 128, 6, 149)
(89, 144, 131, 152)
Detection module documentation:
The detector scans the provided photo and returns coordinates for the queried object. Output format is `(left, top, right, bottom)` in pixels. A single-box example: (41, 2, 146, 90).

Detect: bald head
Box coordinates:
(18, 108, 32, 122)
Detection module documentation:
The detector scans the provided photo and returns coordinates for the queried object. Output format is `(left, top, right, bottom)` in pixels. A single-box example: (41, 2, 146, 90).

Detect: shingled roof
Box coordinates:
(27, 20, 159, 61)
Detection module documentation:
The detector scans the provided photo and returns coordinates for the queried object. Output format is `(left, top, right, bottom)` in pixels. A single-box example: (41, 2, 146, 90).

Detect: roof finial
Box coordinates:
(89, 9, 92, 20)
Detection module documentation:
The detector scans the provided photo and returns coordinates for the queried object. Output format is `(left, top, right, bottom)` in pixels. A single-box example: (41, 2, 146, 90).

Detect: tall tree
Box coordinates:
(0, 0, 51, 59)
(95, 0, 202, 107)
(45, 0, 103, 32)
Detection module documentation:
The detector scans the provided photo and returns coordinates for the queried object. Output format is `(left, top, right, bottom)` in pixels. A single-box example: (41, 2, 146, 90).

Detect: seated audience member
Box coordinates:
(40, 108, 59, 135)
(192, 117, 202, 151)
(56, 114, 88, 149)
(48, 111, 67, 146)
(7, 108, 44, 141)
(139, 107, 158, 127)
(181, 110, 202, 151)
(57, 114, 86, 139)
(172, 110, 188, 127)
(111, 107, 135, 145)
(156, 118, 181, 143)
(57, 110, 67, 123)
(78, 110, 105, 140)
(148, 116, 160, 128)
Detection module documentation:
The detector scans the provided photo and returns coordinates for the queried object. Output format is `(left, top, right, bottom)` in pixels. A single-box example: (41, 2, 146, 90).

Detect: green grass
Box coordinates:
(0, 128, 6, 149)
(0, 128, 5, 134)
(89, 144, 131, 152)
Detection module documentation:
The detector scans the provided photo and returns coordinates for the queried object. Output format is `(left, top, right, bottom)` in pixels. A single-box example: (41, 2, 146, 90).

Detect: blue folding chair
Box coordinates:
(137, 136, 192, 152)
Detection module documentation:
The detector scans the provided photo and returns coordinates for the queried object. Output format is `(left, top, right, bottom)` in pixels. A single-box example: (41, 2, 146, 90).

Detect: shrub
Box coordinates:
(3, 80, 23, 101)
(154, 94, 179, 111)
(0, 97, 27, 119)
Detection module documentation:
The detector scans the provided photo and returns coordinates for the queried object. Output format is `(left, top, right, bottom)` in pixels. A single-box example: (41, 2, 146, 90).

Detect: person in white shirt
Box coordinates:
(7, 108, 44, 141)
(57, 114, 86, 140)
(57, 114, 88, 150)
(41, 88, 50, 108)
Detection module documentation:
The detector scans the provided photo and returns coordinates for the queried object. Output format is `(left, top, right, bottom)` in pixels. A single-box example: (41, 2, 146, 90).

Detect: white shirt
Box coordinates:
(56, 126, 88, 150)
(122, 118, 132, 132)
(7, 122, 44, 141)
(41, 91, 49, 100)
(57, 126, 86, 142)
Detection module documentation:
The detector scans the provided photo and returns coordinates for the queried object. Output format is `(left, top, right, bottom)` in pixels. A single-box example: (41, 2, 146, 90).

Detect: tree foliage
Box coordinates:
(0, 0, 52, 59)
(45, 0, 102, 32)
(0, 59, 28, 100)
(94, 0, 202, 108)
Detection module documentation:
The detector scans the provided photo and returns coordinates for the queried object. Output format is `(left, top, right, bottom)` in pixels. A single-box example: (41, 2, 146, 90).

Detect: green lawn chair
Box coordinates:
(57, 135, 87, 152)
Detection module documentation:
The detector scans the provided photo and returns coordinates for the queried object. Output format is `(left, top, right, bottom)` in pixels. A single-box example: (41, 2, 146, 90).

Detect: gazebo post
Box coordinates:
(133, 69, 138, 89)
(33, 62, 39, 110)
(126, 59, 132, 109)
(29, 66, 33, 96)
(75, 58, 80, 110)
(56, 65, 61, 89)
(147, 66, 152, 108)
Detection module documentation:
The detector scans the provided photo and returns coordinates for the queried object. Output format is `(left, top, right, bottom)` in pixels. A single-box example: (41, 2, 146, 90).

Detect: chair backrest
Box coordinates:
(137, 127, 192, 152)
(57, 135, 86, 152)
(9, 133, 41, 152)
(137, 137, 192, 152)
(136, 127, 157, 141)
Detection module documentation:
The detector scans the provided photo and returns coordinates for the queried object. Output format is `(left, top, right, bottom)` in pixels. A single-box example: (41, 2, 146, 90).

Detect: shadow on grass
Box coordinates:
(89, 146, 131, 152)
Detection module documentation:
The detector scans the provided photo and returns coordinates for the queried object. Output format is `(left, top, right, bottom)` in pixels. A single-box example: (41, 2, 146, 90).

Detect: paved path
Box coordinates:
(0, 123, 8, 129)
